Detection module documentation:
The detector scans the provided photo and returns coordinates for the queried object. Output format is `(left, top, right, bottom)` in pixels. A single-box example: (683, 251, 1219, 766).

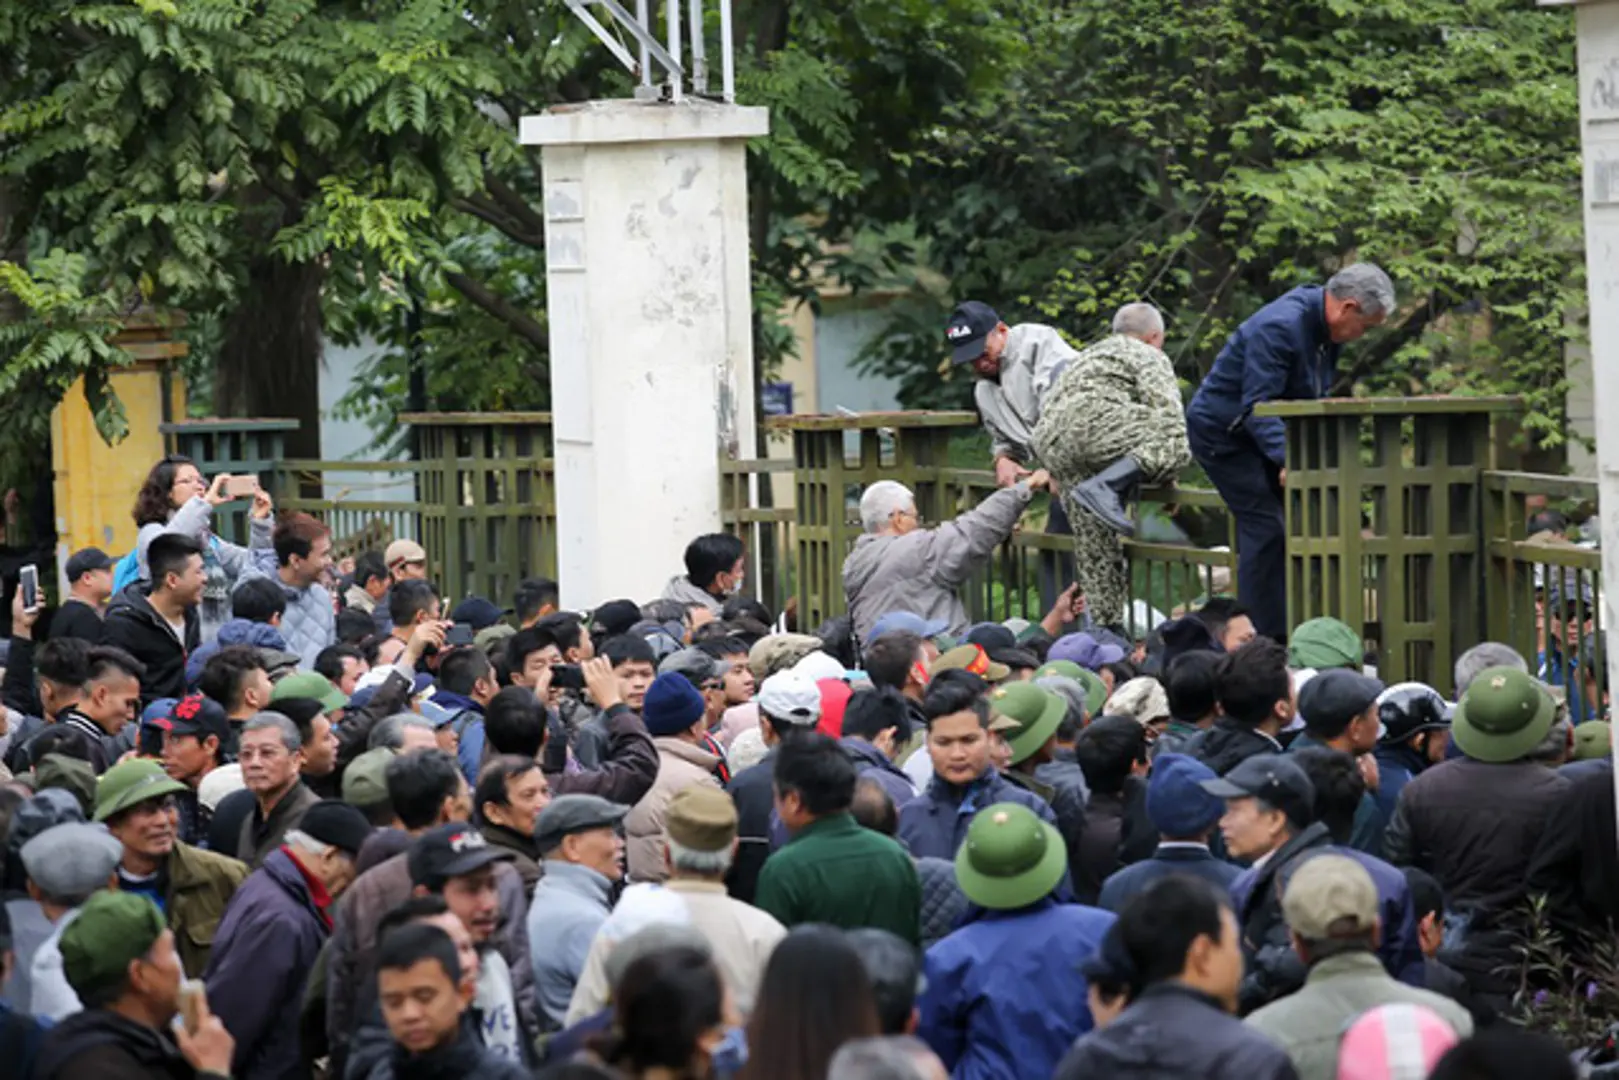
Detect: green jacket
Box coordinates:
(754, 813, 921, 945)
(167, 841, 248, 978)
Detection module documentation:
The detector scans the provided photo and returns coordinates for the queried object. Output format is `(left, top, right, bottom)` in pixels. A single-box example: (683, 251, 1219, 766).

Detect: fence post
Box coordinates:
(1259, 396, 1523, 692)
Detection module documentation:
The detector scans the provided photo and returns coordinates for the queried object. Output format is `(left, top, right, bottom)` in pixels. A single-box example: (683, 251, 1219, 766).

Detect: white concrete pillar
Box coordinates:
(1556, 0, 1619, 781)
(521, 100, 769, 609)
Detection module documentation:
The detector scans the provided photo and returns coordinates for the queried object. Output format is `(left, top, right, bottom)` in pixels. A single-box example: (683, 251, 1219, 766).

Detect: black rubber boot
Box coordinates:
(1071, 457, 1145, 537)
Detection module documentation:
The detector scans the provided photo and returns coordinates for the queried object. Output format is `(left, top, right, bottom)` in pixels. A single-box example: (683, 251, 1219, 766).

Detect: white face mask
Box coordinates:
(728, 574, 746, 597)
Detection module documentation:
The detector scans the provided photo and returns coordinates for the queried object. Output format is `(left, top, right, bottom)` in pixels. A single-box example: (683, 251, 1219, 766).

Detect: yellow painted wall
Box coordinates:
(52, 363, 186, 555)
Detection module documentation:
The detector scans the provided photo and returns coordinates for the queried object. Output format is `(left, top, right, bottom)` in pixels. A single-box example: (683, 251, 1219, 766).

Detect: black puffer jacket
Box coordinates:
(1187, 720, 1282, 776)
(1229, 822, 1334, 1014)
(32, 1008, 200, 1080)
(1384, 756, 1568, 1003)
(1055, 984, 1299, 1080)
(103, 583, 200, 704)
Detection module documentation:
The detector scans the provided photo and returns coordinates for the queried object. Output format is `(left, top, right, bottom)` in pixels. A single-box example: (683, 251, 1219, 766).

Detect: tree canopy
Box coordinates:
(0, 0, 1586, 469)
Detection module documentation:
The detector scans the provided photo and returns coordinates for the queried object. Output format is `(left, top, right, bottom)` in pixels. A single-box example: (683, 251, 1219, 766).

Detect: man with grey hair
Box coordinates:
(368, 711, 440, 753)
(844, 473, 1050, 643)
(1031, 301, 1191, 625)
(660, 784, 784, 1014)
(1187, 263, 1396, 639)
(236, 710, 320, 867)
(830, 1036, 949, 1080)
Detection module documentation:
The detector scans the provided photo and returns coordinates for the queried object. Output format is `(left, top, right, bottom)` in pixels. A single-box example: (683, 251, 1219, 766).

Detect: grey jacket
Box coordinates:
(527, 860, 615, 1031)
(1246, 952, 1473, 1080)
(973, 324, 1078, 463)
(279, 579, 337, 669)
(843, 485, 1034, 643)
(137, 496, 278, 645)
(660, 574, 723, 615)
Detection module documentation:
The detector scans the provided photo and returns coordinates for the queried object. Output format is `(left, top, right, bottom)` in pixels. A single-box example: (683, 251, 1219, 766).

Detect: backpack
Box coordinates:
(111, 548, 140, 593)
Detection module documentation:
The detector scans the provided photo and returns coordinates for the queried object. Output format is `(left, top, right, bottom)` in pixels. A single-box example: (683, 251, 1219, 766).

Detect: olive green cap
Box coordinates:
(988, 683, 1067, 765)
(953, 802, 1068, 911)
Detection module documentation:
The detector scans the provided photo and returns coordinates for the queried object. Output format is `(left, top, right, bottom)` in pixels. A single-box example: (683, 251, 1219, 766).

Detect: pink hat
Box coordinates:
(1337, 1003, 1460, 1080)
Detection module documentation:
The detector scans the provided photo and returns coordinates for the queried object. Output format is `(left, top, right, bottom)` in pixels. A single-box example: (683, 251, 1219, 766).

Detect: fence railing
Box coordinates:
(225, 402, 1604, 708)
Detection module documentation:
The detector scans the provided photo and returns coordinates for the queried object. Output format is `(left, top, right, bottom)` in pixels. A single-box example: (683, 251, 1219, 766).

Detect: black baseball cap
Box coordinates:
(65, 547, 114, 581)
(1199, 753, 1315, 825)
(945, 301, 1001, 365)
(407, 824, 514, 890)
(148, 693, 230, 745)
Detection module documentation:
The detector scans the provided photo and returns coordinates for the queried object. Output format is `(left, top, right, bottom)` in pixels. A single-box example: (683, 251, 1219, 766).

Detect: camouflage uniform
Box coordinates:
(1030, 334, 1191, 626)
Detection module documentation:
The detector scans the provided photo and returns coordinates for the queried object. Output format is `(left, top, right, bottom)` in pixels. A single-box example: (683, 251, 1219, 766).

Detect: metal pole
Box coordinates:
(636, 0, 652, 89)
(719, 0, 734, 102)
(688, 0, 707, 94)
(666, 0, 683, 100)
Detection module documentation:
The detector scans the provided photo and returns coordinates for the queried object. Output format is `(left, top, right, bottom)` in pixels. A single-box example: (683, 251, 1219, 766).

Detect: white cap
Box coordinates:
(757, 670, 823, 726)
(197, 763, 245, 812)
(792, 650, 846, 684)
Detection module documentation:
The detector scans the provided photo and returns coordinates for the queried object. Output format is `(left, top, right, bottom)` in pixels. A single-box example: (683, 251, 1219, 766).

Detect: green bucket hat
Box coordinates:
(1452, 666, 1556, 764)
(1573, 720, 1612, 762)
(1287, 617, 1363, 671)
(989, 683, 1067, 765)
(954, 802, 1068, 911)
(1035, 660, 1107, 718)
(94, 758, 188, 822)
(60, 890, 167, 1001)
(272, 670, 349, 713)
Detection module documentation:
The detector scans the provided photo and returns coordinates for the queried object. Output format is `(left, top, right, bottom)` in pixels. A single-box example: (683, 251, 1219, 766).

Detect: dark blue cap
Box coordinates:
(946, 301, 1000, 365)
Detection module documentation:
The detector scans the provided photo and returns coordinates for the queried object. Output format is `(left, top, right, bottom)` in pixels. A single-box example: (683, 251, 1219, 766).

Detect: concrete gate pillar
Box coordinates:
(522, 100, 769, 610)
(1550, 0, 1619, 779)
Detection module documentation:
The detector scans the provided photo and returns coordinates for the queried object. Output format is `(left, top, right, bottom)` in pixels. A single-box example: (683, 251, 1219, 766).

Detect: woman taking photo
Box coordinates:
(130, 454, 277, 643)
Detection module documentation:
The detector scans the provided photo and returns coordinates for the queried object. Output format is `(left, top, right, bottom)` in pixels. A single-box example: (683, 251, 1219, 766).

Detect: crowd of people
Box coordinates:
(0, 456, 1608, 1080)
(0, 265, 1610, 1080)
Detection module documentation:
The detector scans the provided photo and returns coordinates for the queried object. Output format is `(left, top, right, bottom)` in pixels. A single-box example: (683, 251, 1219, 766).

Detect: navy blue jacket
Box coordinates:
(204, 848, 331, 1080)
(842, 737, 917, 810)
(1055, 983, 1299, 1080)
(898, 770, 1057, 860)
(1229, 827, 1424, 1013)
(1372, 742, 1429, 828)
(918, 898, 1114, 1080)
(1187, 285, 1341, 465)
(725, 748, 778, 904)
(1098, 844, 1241, 914)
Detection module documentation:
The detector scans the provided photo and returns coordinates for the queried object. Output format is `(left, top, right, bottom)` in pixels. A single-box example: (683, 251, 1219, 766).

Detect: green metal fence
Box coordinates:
(223, 403, 1605, 702)
(1483, 469, 1605, 717)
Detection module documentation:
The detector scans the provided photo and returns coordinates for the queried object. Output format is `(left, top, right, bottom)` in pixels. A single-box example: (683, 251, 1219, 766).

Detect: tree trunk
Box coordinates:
(215, 255, 326, 459)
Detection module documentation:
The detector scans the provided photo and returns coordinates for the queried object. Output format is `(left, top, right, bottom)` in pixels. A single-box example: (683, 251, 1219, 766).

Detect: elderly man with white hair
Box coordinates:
(843, 472, 1050, 644)
(1187, 263, 1397, 639)
(1030, 301, 1192, 627)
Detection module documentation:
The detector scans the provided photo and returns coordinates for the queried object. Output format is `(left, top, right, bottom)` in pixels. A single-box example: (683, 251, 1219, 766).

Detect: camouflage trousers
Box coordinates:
(1032, 396, 1191, 628)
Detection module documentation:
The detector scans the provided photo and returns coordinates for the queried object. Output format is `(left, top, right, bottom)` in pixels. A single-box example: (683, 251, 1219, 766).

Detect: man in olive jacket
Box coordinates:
(96, 758, 248, 978)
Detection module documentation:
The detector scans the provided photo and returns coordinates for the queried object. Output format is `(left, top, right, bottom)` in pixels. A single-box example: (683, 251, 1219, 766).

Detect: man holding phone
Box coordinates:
(47, 550, 115, 644)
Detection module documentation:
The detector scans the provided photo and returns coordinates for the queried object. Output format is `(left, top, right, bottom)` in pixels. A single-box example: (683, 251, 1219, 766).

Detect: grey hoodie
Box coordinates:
(842, 484, 1034, 643)
(660, 574, 724, 615)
